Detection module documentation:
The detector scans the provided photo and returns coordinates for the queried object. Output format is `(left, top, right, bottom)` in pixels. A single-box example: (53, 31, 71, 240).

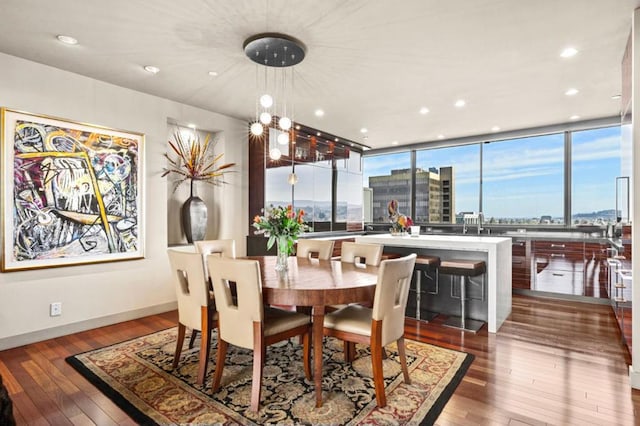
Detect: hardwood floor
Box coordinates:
(0, 295, 638, 425)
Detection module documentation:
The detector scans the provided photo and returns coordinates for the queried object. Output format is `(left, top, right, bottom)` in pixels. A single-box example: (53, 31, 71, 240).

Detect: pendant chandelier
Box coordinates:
(244, 33, 306, 150)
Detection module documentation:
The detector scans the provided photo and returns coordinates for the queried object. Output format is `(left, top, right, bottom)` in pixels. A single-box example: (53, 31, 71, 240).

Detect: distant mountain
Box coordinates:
(572, 209, 617, 219)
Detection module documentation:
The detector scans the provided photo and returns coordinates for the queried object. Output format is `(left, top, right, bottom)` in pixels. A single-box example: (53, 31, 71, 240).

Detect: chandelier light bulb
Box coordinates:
(269, 148, 282, 160)
(259, 112, 272, 124)
(279, 116, 292, 130)
(277, 133, 289, 145)
(260, 94, 273, 108)
(250, 122, 264, 135)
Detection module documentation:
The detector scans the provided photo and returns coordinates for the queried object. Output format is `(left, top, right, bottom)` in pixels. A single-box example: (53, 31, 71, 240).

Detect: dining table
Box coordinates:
(247, 255, 379, 408)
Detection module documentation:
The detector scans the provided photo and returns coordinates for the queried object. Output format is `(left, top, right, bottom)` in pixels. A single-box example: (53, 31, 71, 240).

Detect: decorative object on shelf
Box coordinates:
(252, 205, 310, 271)
(162, 128, 235, 243)
(1, 108, 144, 271)
(388, 199, 413, 236)
(244, 32, 306, 159)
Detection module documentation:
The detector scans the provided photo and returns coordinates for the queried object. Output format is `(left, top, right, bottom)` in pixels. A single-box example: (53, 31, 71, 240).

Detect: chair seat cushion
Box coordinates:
(324, 305, 372, 336)
(264, 306, 310, 336)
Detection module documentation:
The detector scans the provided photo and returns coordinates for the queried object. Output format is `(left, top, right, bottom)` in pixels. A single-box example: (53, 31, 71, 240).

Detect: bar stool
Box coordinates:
(413, 255, 440, 322)
(440, 259, 486, 332)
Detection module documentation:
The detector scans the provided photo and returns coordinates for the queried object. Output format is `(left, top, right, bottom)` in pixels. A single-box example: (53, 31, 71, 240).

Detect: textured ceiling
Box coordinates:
(0, 0, 638, 149)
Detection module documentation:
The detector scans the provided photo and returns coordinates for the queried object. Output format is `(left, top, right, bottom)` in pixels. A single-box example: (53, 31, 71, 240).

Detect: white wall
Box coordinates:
(0, 52, 248, 349)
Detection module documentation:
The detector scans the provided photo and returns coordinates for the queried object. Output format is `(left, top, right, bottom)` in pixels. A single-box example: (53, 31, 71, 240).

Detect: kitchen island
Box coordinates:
(356, 234, 512, 333)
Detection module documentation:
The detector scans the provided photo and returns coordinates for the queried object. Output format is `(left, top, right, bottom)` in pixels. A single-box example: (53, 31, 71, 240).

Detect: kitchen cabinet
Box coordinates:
(511, 238, 530, 289)
(510, 237, 611, 299)
(532, 240, 584, 294)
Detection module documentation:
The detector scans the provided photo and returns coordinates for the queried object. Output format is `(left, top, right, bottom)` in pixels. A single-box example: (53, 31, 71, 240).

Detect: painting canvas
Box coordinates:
(1, 109, 144, 271)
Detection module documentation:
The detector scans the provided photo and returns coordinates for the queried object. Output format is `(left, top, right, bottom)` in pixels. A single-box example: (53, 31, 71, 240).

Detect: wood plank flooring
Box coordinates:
(1, 294, 638, 425)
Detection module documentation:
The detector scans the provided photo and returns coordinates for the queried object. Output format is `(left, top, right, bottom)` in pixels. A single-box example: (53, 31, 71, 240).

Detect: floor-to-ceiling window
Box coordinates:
(571, 126, 622, 225)
(362, 124, 622, 227)
(363, 152, 412, 223)
(415, 144, 480, 224)
(483, 133, 565, 225)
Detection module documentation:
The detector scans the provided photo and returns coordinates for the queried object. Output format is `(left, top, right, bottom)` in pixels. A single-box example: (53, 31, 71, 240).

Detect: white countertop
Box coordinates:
(356, 233, 511, 250)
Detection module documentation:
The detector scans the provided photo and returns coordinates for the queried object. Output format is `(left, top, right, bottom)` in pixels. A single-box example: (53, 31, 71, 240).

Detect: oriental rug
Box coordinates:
(66, 327, 473, 425)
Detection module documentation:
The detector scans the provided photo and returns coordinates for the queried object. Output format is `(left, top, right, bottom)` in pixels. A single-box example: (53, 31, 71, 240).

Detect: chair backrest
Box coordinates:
(296, 239, 335, 260)
(340, 242, 383, 266)
(207, 257, 263, 350)
(194, 239, 236, 258)
(167, 249, 211, 331)
(372, 253, 417, 346)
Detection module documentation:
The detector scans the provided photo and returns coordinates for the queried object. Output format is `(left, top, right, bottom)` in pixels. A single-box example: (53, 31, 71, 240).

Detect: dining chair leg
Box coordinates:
(212, 339, 227, 393)
(196, 306, 212, 385)
(302, 331, 311, 380)
(188, 330, 198, 349)
(173, 323, 186, 369)
(397, 337, 411, 384)
(344, 341, 356, 362)
(251, 322, 264, 412)
(371, 320, 386, 407)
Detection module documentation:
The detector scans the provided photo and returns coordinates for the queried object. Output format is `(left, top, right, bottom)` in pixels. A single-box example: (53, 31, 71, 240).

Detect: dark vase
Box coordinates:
(182, 180, 208, 243)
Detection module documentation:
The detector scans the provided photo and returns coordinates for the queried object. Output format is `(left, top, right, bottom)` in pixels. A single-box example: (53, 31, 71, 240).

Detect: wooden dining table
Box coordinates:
(247, 255, 379, 407)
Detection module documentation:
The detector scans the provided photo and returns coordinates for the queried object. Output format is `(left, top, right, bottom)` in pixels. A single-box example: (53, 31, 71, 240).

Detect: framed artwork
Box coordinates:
(1, 108, 145, 271)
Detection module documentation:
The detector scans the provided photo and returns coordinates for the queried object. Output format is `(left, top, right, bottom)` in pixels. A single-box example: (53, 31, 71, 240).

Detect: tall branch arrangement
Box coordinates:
(162, 130, 235, 192)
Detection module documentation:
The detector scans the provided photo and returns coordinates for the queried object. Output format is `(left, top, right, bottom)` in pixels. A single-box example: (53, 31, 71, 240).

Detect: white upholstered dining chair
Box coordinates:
(296, 238, 335, 260)
(194, 239, 236, 259)
(190, 239, 236, 347)
(207, 257, 312, 412)
(167, 249, 217, 385)
(340, 241, 383, 266)
(323, 253, 417, 407)
(330, 241, 384, 310)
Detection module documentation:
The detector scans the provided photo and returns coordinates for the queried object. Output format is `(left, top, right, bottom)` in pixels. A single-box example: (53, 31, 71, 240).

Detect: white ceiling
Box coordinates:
(1, 0, 639, 149)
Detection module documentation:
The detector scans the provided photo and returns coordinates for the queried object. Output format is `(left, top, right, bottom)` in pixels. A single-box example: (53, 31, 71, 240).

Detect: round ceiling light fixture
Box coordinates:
(244, 33, 307, 67)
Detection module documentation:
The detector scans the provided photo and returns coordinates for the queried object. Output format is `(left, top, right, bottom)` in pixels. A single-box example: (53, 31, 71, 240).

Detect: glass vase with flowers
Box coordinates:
(253, 205, 310, 271)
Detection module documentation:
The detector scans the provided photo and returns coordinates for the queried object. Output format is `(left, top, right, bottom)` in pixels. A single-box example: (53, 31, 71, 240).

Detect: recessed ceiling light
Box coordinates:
(317, 132, 322, 136)
(56, 35, 78, 45)
(335, 138, 339, 142)
(295, 125, 301, 130)
(437, 134, 445, 139)
(144, 65, 160, 74)
(419, 107, 429, 115)
(565, 88, 579, 96)
(454, 99, 466, 108)
(560, 47, 578, 58)
(315, 109, 325, 117)
(612, 94, 621, 100)
(570, 115, 580, 120)
(391, 140, 399, 145)
(187, 123, 197, 129)
(208, 71, 218, 77)
(491, 126, 500, 132)
(360, 128, 368, 134)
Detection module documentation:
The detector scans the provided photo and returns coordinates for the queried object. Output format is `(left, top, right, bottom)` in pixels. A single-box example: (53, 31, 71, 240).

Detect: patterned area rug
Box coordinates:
(66, 328, 473, 425)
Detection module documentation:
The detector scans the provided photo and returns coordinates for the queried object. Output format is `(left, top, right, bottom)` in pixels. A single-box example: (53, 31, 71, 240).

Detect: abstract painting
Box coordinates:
(1, 109, 144, 271)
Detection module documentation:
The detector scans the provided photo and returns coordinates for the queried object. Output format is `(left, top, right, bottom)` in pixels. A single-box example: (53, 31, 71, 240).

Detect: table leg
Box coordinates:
(312, 304, 325, 407)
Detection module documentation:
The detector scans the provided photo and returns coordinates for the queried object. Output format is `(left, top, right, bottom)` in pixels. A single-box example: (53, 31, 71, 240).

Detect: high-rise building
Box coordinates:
(368, 166, 455, 223)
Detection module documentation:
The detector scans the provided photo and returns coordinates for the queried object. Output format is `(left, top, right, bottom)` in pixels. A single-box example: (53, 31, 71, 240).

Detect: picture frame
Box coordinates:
(1, 108, 145, 271)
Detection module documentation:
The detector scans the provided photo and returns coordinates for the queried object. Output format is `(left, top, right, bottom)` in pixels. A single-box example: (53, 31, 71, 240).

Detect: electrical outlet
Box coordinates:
(50, 302, 62, 316)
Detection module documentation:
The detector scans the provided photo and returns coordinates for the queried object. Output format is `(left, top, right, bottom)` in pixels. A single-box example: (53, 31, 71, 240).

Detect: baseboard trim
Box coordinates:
(0, 302, 177, 351)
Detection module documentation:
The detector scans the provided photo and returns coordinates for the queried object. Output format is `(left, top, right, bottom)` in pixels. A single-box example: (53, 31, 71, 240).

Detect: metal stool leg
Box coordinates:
(443, 274, 484, 333)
